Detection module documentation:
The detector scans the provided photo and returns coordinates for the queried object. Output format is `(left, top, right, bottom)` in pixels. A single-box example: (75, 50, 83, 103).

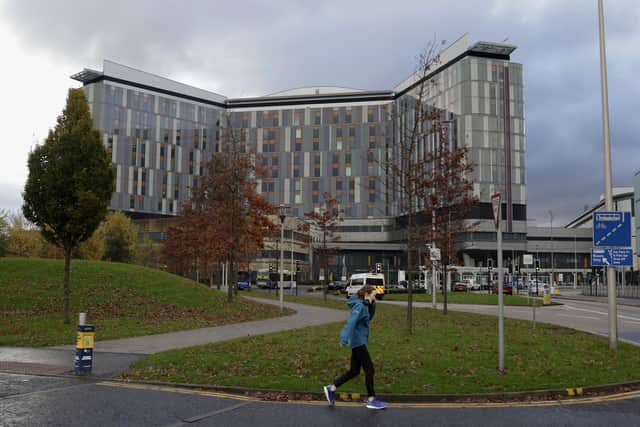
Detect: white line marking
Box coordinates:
(557, 314, 600, 320)
(565, 305, 640, 322)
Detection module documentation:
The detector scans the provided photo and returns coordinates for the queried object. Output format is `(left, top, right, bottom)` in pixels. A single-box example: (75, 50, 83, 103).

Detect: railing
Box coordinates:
(582, 281, 640, 299)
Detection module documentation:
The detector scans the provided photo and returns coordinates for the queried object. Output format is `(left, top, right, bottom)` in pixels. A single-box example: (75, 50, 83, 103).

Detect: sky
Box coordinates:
(0, 0, 638, 226)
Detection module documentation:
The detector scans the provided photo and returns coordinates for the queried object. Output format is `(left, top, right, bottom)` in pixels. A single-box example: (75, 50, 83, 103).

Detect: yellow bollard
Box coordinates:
(543, 292, 552, 305)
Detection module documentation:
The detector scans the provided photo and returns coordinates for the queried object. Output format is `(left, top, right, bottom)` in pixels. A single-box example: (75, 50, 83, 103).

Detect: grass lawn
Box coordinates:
(0, 258, 293, 347)
(245, 290, 348, 311)
(384, 292, 554, 306)
(121, 303, 640, 394)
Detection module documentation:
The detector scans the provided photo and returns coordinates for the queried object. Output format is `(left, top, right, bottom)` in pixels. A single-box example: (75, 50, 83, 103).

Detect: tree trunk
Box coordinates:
(227, 261, 234, 303)
(63, 248, 71, 324)
(407, 208, 413, 335)
(322, 233, 327, 302)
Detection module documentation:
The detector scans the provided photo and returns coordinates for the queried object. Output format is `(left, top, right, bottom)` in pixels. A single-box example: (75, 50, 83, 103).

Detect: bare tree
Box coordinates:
(386, 41, 442, 334)
(299, 192, 343, 301)
(387, 40, 479, 332)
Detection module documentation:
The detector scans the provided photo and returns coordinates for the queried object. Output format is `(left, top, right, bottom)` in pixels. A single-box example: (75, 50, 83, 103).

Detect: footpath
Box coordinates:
(0, 297, 347, 378)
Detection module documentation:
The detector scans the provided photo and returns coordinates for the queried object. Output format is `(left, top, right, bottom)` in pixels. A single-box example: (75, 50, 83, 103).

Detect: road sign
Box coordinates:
(593, 211, 632, 247)
(591, 248, 633, 267)
(523, 254, 533, 265)
(491, 192, 501, 229)
(430, 248, 441, 261)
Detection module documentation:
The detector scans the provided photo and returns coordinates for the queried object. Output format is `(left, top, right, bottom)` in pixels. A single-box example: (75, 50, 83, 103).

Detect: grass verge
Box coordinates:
(384, 292, 554, 306)
(121, 303, 640, 394)
(243, 290, 348, 311)
(0, 257, 293, 346)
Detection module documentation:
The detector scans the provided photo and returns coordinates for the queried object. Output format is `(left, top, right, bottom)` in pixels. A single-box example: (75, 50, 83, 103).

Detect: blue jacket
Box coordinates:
(340, 296, 376, 349)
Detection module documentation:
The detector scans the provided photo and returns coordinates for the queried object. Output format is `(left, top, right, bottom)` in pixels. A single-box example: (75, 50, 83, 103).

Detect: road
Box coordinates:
(2, 372, 640, 426)
(381, 296, 640, 346)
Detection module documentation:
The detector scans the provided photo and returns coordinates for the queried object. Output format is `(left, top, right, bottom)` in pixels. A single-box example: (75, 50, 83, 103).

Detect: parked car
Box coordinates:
(453, 281, 468, 292)
(327, 281, 347, 291)
(491, 283, 513, 295)
(461, 278, 480, 291)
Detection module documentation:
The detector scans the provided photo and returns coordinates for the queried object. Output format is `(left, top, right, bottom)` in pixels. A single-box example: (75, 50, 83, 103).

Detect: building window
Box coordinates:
(348, 126, 355, 138)
(367, 107, 375, 122)
(332, 167, 339, 176)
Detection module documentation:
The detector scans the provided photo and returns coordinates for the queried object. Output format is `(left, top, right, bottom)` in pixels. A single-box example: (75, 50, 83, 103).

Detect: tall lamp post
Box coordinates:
(548, 210, 554, 287)
(278, 204, 289, 311)
(598, 0, 618, 350)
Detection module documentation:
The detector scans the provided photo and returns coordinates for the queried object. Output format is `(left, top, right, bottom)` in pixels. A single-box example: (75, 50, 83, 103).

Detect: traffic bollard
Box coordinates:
(74, 314, 95, 374)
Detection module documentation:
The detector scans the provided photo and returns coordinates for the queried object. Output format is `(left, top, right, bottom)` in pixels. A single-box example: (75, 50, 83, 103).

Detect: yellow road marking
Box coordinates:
(96, 381, 640, 409)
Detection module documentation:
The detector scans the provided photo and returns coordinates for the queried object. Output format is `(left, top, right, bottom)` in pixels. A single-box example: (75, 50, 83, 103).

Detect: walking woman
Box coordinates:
(323, 285, 387, 409)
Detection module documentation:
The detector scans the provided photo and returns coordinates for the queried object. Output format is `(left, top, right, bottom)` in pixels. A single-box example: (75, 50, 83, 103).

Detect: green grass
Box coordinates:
(0, 257, 293, 346)
(384, 292, 552, 306)
(245, 290, 348, 311)
(121, 303, 640, 394)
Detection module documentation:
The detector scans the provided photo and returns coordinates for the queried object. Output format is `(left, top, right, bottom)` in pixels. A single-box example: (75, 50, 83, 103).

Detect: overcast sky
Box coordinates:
(0, 0, 637, 226)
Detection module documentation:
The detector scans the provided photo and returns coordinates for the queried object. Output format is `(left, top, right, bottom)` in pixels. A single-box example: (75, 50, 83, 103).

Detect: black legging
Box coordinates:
(334, 345, 375, 397)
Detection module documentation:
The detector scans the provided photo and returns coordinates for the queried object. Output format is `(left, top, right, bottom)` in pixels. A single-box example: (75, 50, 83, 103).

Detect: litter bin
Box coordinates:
(75, 324, 95, 374)
(543, 288, 552, 305)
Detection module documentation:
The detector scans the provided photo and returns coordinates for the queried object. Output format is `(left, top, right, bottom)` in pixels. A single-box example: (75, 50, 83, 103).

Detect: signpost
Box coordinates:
(593, 212, 632, 247)
(591, 248, 633, 267)
(491, 192, 505, 373)
(592, 211, 632, 350)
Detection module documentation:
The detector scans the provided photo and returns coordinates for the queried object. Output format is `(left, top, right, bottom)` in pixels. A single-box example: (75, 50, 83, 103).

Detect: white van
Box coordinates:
(346, 273, 385, 300)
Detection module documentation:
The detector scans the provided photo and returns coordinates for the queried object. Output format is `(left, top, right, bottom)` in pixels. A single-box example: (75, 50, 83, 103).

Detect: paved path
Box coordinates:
(1, 297, 346, 377)
(48, 297, 347, 354)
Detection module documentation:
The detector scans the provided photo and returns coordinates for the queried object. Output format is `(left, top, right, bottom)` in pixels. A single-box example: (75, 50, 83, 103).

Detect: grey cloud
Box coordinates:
(2, 0, 638, 224)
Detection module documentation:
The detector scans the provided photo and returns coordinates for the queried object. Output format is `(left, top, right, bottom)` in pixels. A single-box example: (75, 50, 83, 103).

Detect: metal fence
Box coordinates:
(582, 281, 640, 298)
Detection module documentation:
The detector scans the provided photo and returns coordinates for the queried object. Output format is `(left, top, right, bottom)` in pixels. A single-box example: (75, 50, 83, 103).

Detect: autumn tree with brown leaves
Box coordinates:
(299, 192, 343, 302)
(417, 123, 479, 315)
(164, 114, 276, 302)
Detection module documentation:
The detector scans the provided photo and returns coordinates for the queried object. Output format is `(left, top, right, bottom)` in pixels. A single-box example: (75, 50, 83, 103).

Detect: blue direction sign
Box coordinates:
(591, 248, 633, 267)
(593, 211, 632, 247)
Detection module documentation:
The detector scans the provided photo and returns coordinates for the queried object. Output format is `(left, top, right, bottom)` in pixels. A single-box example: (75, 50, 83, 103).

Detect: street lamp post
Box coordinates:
(574, 232, 578, 289)
(291, 229, 296, 296)
(598, 0, 618, 350)
(549, 210, 554, 287)
(278, 204, 289, 311)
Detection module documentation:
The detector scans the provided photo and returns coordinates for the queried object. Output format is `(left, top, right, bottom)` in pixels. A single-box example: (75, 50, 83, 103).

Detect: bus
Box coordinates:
(256, 269, 296, 289)
(236, 270, 256, 290)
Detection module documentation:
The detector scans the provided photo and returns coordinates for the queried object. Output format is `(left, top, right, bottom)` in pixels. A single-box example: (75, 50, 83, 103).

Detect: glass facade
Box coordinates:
(85, 81, 224, 216)
(74, 40, 526, 275)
